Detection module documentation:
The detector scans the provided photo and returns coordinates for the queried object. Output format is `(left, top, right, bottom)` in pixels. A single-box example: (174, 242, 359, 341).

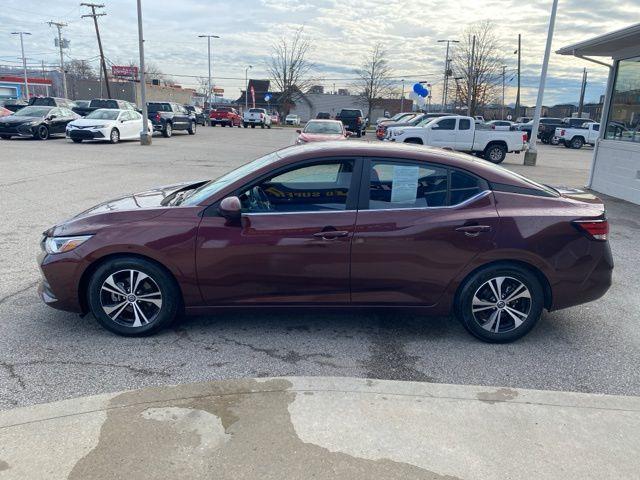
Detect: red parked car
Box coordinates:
(209, 107, 241, 127)
(38, 142, 612, 342)
(296, 119, 350, 144)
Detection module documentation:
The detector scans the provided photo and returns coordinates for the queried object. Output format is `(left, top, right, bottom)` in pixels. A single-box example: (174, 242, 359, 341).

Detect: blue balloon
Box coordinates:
(420, 86, 429, 98)
(413, 83, 422, 95)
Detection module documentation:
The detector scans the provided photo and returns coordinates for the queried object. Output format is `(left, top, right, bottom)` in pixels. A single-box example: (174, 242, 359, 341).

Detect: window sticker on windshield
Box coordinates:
(390, 165, 419, 204)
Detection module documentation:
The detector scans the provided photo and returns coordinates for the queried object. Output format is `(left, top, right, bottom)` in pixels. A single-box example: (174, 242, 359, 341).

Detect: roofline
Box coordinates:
(556, 23, 640, 56)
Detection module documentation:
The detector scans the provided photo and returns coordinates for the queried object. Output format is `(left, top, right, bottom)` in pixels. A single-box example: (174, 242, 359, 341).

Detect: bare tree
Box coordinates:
(65, 59, 97, 80)
(452, 21, 504, 115)
(266, 27, 314, 114)
(354, 43, 395, 120)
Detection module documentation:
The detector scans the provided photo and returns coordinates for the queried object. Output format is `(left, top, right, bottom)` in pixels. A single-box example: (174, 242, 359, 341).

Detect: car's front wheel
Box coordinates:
(188, 121, 196, 135)
(550, 136, 560, 145)
(72, 138, 83, 143)
(1, 135, 12, 140)
(456, 264, 544, 343)
(87, 257, 180, 336)
(109, 128, 120, 144)
(163, 122, 172, 138)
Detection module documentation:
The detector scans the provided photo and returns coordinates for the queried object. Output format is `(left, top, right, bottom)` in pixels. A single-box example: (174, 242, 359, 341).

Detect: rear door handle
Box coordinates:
(455, 225, 492, 236)
(313, 230, 349, 239)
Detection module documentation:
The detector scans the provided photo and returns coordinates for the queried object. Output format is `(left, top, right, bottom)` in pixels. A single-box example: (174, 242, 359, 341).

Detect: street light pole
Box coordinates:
(245, 65, 252, 111)
(438, 39, 458, 112)
(400, 79, 405, 112)
(198, 34, 219, 109)
(501, 65, 507, 120)
(524, 0, 558, 166)
(136, 0, 151, 145)
(11, 32, 31, 100)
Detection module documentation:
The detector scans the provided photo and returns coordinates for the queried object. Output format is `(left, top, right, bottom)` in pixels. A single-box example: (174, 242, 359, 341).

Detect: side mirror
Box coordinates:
(219, 196, 241, 220)
(296, 129, 301, 134)
(48, 114, 57, 120)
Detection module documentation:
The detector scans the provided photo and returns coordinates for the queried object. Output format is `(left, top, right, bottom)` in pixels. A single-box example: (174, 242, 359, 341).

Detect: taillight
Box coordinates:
(522, 133, 527, 142)
(560, 129, 565, 136)
(356, 116, 362, 125)
(573, 219, 609, 241)
(155, 113, 161, 122)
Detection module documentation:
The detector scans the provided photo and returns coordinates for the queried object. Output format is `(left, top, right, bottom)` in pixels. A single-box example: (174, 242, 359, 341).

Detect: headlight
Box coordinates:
(92, 124, 107, 129)
(43, 235, 93, 254)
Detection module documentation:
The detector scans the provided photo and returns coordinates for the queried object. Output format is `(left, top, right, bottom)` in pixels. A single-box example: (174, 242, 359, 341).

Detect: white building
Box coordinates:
(558, 24, 640, 205)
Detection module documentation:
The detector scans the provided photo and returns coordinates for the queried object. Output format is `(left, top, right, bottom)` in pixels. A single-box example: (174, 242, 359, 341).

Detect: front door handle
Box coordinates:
(455, 225, 492, 236)
(313, 230, 349, 239)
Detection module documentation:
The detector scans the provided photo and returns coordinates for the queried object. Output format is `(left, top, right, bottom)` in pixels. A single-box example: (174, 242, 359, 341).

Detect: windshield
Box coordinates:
(416, 117, 439, 127)
(148, 103, 171, 112)
(303, 121, 343, 134)
(13, 106, 51, 117)
(90, 99, 117, 109)
(182, 151, 281, 206)
(85, 109, 120, 120)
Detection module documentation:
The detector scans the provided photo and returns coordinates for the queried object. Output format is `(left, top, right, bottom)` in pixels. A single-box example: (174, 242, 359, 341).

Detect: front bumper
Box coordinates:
(37, 248, 86, 314)
(0, 124, 36, 137)
(67, 128, 106, 140)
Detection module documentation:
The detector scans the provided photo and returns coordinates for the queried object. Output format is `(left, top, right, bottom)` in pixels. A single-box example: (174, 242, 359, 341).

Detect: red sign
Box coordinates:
(250, 85, 255, 108)
(111, 65, 138, 78)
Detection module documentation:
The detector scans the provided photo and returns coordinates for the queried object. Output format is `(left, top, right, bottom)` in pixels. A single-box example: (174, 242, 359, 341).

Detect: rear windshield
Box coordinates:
(148, 103, 171, 112)
(339, 110, 361, 117)
(29, 97, 56, 106)
(215, 107, 233, 112)
(249, 108, 265, 113)
(90, 99, 118, 109)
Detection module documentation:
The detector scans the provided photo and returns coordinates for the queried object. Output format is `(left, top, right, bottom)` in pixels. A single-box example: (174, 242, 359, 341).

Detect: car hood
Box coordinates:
(299, 133, 345, 142)
(68, 118, 117, 127)
(48, 180, 208, 237)
(0, 115, 42, 124)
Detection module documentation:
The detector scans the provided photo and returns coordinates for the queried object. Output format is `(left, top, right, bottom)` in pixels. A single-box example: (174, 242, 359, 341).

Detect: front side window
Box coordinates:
(606, 56, 640, 142)
(450, 170, 483, 205)
(240, 160, 354, 213)
(459, 119, 471, 130)
(432, 118, 456, 130)
(369, 161, 448, 209)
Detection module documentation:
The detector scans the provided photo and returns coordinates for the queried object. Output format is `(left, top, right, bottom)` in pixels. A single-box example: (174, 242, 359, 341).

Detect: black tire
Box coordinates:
(87, 257, 180, 336)
(267, 124, 271, 129)
(211, 122, 216, 127)
(261, 123, 265, 129)
(563, 140, 572, 148)
(550, 136, 560, 146)
(362, 130, 366, 136)
(243, 123, 248, 128)
(456, 263, 544, 343)
(109, 128, 120, 144)
(162, 122, 172, 138)
(34, 125, 49, 140)
(251, 124, 255, 129)
(1, 135, 12, 140)
(237, 123, 242, 128)
(570, 136, 584, 149)
(484, 143, 507, 164)
(404, 138, 423, 144)
(72, 138, 83, 143)
(541, 136, 549, 144)
(356, 131, 362, 138)
(188, 120, 196, 135)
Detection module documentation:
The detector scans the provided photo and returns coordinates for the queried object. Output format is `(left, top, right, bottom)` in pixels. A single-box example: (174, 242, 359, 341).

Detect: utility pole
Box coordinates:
(524, 0, 558, 166)
(198, 34, 220, 109)
(136, 0, 151, 145)
(502, 65, 507, 120)
(578, 68, 587, 118)
(47, 21, 68, 98)
(81, 3, 111, 99)
(438, 39, 459, 112)
(244, 64, 252, 111)
(515, 33, 521, 119)
(11, 31, 31, 100)
(467, 35, 476, 116)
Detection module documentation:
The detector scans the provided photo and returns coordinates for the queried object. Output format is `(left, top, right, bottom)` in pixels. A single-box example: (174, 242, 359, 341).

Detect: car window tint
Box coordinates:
(241, 160, 354, 213)
(433, 118, 456, 130)
(459, 119, 471, 130)
(369, 161, 448, 209)
(592, 124, 600, 131)
(450, 170, 483, 205)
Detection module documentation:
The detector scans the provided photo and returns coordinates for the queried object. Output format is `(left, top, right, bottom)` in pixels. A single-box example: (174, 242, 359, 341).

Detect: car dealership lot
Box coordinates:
(1, 128, 639, 409)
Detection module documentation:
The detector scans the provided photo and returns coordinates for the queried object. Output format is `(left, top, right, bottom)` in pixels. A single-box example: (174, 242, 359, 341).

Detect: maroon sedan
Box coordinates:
(38, 142, 612, 342)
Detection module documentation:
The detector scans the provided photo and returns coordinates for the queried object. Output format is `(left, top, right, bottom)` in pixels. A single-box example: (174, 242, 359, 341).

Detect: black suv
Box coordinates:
(73, 98, 136, 117)
(184, 105, 206, 126)
(336, 109, 366, 137)
(28, 97, 76, 109)
(148, 102, 196, 138)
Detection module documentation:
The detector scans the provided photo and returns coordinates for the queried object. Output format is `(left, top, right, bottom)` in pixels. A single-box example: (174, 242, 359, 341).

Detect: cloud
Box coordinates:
(0, 0, 634, 104)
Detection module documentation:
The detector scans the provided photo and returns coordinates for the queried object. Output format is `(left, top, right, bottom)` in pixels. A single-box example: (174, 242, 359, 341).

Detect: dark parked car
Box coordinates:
(336, 108, 366, 137)
(184, 105, 206, 126)
(538, 118, 595, 144)
(38, 142, 612, 342)
(375, 113, 448, 140)
(1, 100, 28, 113)
(147, 102, 196, 137)
(0, 105, 78, 140)
(29, 96, 76, 109)
(316, 112, 331, 119)
(73, 98, 136, 117)
(519, 117, 562, 141)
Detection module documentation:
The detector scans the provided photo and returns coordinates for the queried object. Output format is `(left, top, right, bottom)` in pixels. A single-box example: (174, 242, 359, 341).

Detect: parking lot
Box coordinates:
(1, 127, 639, 410)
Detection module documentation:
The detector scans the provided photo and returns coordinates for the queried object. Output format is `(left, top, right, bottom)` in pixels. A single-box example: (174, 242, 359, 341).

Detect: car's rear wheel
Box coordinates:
(88, 257, 180, 336)
(109, 128, 120, 144)
(188, 120, 196, 135)
(72, 138, 83, 143)
(571, 137, 584, 149)
(456, 264, 544, 343)
(163, 122, 172, 138)
(484, 143, 507, 163)
(550, 136, 560, 145)
(34, 125, 49, 140)
(243, 123, 248, 128)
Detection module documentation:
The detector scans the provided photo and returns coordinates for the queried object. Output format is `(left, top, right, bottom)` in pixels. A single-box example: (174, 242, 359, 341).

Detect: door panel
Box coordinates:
(428, 118, 457, 147)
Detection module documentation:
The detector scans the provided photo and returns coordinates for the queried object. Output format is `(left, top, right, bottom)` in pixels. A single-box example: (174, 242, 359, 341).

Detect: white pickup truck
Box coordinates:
(386, 115, 527, 163)
(243, 108, 272, 129)
(555, 122, 600, 149)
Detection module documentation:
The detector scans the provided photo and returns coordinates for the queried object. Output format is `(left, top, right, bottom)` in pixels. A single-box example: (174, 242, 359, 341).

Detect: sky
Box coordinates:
(1, 0, 638, 106)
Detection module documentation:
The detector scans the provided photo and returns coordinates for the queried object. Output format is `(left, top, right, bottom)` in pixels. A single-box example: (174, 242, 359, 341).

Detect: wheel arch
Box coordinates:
(484, 140, 508, 150)
(403, 137, 423, 144)
(453, 259, 552, 312)
(78, 252, 184, 314)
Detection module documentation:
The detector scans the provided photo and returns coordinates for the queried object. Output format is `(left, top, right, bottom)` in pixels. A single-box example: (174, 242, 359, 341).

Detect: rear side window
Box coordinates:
(459, 119, 471, 130)
(369, 161, 448, 209)
(450, 170, 483, 205)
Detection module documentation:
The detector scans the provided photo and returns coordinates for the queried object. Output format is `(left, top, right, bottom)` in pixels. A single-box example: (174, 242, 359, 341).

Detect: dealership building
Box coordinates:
(558, 24, 640, 205)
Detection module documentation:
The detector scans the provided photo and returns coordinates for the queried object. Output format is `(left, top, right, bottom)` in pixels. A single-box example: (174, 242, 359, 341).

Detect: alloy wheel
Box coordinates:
(471, 276, 531, 334)
(488, 147, 504, 162)
(99, 269, 162, 328)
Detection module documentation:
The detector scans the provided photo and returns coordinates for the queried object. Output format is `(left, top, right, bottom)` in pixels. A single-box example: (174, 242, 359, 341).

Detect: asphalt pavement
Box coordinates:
(1, 127, 639, 410)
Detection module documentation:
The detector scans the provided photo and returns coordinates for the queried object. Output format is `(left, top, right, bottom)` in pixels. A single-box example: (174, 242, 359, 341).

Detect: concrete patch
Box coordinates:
(476, 388, 519, 404)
